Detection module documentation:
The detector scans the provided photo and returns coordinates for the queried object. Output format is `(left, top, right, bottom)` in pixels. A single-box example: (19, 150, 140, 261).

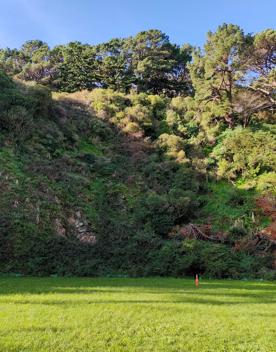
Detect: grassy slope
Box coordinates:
(0, 277, 275, 352)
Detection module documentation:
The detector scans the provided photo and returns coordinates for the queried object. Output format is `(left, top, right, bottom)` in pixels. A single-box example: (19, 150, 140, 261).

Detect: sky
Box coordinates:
(0, 0, 275, 49)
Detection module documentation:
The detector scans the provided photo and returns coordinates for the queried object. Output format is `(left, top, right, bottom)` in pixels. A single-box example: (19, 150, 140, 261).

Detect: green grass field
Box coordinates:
(0, 277, 275, 352)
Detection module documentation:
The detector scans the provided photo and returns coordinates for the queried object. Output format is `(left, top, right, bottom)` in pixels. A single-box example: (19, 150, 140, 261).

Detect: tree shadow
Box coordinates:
(2, 296, 276, 306)
(0, 277, 275, 307)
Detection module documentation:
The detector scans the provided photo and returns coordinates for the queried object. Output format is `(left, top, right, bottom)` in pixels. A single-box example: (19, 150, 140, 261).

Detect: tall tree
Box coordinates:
(244, 29, 276, 116)
(127, 30, 191, 95)
(56, 42, 99, 92)
(95, 38, 133, 91)
(189, 24, 248, 131)
(189, 25, 275, 132)
(0, 48, 26, 75)
(18, 40, 52, 84)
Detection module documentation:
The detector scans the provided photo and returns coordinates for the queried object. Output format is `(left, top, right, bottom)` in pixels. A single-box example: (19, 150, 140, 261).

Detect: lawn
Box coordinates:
(0, 277, 275, 352)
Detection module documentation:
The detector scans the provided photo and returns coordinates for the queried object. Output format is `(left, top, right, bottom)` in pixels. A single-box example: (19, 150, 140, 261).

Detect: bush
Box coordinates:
(256, 172, 276, 192)
(149, 241, 185, 276)
(212, 127, 276, 180)
(24, 83, 52, 118)
(0, 72, 52, 140)
(0, 69, 14, 88)
(179, 239, 266, 278)
(123, 121, 142, 134)
(157, 133, 187, 162)
(90, 88, 127, 117)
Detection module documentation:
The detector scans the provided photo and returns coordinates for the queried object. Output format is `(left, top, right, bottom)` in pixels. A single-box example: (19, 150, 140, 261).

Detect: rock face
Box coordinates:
(54, 218, 66, 237)
(68, 211, 96, 244)
(54, 211, 96, 244)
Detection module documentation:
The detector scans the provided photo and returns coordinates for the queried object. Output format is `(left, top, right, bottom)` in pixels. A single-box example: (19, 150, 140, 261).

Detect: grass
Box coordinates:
(0, 278, 275, 351)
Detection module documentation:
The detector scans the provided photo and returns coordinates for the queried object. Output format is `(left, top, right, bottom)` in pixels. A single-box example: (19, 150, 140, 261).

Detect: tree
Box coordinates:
(189, 24, 248, 132)
(56, 42, 99, 92)
(21, 40, 49, 62)
(242, 29, 276, 120)
(188, 26, 275, 133)
(0, 48, 26, 75)
(126, 30, 191, 95)
(95, 38, 133, 92)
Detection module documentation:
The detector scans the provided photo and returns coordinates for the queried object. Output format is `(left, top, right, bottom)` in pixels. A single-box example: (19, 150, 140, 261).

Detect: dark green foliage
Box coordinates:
(143, 239, 268, 279)
(0, 71, 52, 141)
(57, 42, 99, 92)
(0, 23, 275, 278)
(126, 30, 191, 95)
(0, 30, 192, 96)
(177, 240, 268, 279)
(0, 69, 14, 88)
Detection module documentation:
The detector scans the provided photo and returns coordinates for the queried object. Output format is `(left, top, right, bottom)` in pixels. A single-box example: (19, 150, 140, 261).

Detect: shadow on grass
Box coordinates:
(0, 277, 275, 306)
(2, 296, 276, 306)
(0, 276, 275, 291)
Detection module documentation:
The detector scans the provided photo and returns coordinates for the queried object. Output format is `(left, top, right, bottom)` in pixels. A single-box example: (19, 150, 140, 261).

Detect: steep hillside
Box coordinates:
(0, 70, 275, 278)
(0, 74, 197, 276)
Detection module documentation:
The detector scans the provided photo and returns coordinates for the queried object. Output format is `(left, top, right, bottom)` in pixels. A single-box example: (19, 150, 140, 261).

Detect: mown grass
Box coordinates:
(0, 277, 275, 352)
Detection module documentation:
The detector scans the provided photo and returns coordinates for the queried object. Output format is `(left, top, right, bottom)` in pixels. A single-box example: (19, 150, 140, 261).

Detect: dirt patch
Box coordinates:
(256, 196, 276, 241)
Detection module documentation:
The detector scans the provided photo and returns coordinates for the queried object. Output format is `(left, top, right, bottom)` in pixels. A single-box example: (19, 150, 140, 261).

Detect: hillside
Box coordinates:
(0, 24, 275, 278)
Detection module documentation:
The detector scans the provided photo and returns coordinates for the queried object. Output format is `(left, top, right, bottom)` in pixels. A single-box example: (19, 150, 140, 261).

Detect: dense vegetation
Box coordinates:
(0, 24, 275, 278)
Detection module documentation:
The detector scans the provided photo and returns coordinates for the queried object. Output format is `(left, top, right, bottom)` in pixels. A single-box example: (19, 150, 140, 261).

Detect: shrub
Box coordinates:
(0, 72, 52, 140)
(123, 121, 142, 134)
(24, 83, 52, 118)
(212, 127, 276, 180)
(157, 133, 187, 162)
(0, 69, 14, 88)
(256, 172, 276, 192)
(179, 239, 266, 278)
(90, 88, 127, 117)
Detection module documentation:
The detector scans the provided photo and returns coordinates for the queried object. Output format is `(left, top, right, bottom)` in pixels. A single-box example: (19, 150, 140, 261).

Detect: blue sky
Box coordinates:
(0, 0, 275, 48)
